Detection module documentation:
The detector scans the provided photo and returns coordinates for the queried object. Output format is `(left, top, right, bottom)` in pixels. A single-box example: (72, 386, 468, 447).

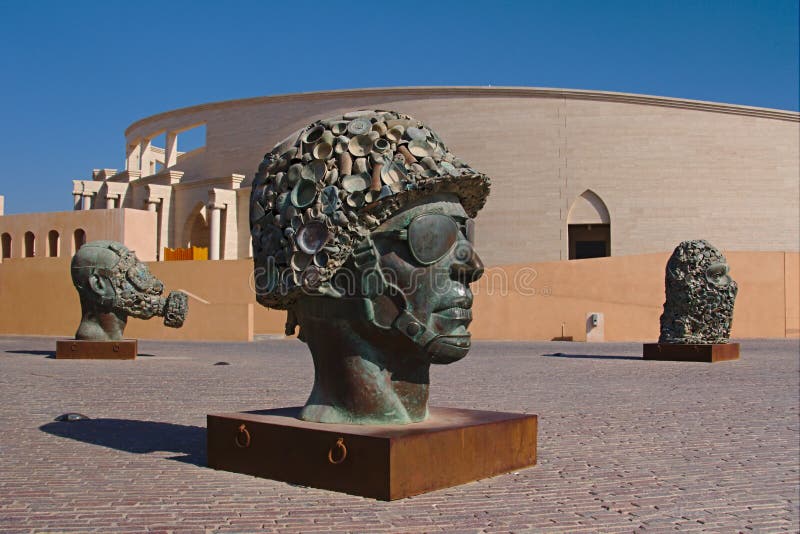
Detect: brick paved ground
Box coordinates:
(0, 335, 797, 533)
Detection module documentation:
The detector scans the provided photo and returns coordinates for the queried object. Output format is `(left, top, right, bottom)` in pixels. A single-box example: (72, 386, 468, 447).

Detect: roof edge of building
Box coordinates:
(125, 86, 800, 137)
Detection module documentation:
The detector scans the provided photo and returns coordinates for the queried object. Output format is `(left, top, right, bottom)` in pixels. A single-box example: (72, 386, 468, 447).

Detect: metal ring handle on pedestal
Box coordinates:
(235, 424, 251, 448)
(327, 437, 347, 464)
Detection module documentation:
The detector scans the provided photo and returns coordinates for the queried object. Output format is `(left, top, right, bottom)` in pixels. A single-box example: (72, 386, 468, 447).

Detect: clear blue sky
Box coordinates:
(0, 0, 797, 215)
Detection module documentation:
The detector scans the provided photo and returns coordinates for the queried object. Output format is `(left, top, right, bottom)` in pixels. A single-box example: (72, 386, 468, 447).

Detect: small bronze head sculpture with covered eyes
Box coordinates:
(70, 241, 188, 341)
(659, 239, 738, 344)
(250, 110, 491, 425)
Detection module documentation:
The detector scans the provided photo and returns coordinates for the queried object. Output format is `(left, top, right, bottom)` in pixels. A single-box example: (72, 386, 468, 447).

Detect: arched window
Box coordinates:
(567, 190, 611, 260)
(48, 230, 60, 257)
(73, 228, 86, 252)
(24, 231, 35, 258)
(184, 203, 209, 248)
(1, 233, 11, 259)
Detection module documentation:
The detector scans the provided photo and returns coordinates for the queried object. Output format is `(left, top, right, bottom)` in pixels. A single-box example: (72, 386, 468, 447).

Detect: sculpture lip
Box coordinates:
(437, 333, 471, 346)
(433, 297, 472, 312)
(433, 308, 472, 321)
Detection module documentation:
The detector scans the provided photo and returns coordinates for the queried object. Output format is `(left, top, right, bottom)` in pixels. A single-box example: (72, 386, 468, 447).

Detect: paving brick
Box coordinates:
(0, 336, 797, 532)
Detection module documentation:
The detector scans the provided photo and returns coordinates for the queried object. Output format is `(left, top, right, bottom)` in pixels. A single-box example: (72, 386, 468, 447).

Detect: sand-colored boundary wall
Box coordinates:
(469, 251, 798, 341)
(0, 251, 796, 342)
(0, 257, 255, 342)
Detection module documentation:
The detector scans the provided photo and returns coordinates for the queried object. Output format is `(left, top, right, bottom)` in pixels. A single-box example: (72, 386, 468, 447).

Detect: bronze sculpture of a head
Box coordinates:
(70, 241, 188, 341)
(250, 110, 490, 424)
(659, 239, 737, 344)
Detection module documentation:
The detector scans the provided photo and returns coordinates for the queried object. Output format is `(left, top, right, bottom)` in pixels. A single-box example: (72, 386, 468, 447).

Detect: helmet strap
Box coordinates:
(296, 236, 442, 352)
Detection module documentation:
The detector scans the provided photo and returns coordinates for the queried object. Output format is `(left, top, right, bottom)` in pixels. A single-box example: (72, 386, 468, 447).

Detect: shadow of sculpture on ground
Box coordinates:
(39, 418, 206, 466)
(5, 350, 156, 358)
(5, 350, 56, 358)
(542, 353, 642, 361)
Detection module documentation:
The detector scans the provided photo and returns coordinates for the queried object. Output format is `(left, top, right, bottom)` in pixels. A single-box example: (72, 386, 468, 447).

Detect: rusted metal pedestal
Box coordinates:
(643, 342, 739, 362)
(207, 406, 537, 500)
(55, 339, 137, 360)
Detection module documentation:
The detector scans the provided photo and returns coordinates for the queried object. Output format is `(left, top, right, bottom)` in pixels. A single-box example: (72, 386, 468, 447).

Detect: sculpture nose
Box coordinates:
(451, 241, 484, 284)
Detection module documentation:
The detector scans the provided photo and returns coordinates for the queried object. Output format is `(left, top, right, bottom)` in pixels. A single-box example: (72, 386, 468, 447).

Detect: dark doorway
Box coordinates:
(48, 230, 59, 257)
(569, 224, 610, 260)
(24, 231, 35, 257)
(1, 233, 11, 259)
(73, 228, 86, 252)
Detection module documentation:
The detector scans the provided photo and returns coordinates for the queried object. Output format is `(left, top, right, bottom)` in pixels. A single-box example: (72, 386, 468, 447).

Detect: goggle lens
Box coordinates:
(407, 214, 460, 265)
(127, 264, 155, 291)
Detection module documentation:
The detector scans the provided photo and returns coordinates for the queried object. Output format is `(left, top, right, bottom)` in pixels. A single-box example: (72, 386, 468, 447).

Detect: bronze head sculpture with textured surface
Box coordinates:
(250, 110, 491, 424)
(70, 241, 188, 341)
(659, 239, 737, 344)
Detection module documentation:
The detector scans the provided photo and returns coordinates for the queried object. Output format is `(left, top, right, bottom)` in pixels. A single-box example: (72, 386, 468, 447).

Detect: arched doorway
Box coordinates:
(48, 230, 60, 257)
(73, 228, 86, 252)
(567, 190, 610, 260)
(24, 232, 35, 257)
(184, 204, 210, 248)
(1, 233, 11, 259)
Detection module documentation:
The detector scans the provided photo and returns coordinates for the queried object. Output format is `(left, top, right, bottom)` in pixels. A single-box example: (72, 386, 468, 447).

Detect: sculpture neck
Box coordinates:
(76, 297, 128, 341)
(298, 317, 430, 425)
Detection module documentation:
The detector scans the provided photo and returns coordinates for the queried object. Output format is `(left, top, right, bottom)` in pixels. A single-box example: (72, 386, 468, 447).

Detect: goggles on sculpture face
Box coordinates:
(126, 261, 161, 293)
(373, 213, 475, 266)
(76, 253, 162, 295)
(705, 261, 732, 287)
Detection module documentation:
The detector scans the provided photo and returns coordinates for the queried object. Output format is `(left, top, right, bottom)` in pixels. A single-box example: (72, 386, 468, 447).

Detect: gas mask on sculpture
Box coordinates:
(102, 250, 187, 327)
(70, 241, 188, 341)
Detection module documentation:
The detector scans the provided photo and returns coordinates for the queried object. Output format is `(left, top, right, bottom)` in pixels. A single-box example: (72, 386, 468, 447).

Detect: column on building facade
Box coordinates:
(139, 138, 152, 175)
(72, 180, 83, 210)
(208, 202, 222, 261)
(146, 182, 177, 262)
(164, 131, 178, 168)
(144, 198, 161, 260)
(126, 141, 141, 172)
(207, 184, 240, 261)
(104, 182, 130, 210)
(74, 180, 102, 211)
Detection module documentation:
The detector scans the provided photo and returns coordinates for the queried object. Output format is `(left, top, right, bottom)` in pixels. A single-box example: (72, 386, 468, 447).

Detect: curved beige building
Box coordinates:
(5, 86, 796, 266)
(132, 87, 800, 263)
(0, 87, 797, 342)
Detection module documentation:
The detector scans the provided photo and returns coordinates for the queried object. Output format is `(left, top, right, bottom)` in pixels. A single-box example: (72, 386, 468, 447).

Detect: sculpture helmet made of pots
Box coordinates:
(250, 110, 491, 310)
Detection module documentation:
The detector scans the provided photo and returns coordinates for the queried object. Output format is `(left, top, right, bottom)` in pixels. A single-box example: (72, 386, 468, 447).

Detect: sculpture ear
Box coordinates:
(88, 274, 115, 305)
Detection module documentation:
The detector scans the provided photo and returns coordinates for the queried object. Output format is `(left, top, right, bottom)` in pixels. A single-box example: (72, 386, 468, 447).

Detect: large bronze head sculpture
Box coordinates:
(70, 241, 188, 341)
(659, 239, 737, 344)
(250, 110, 490, 424)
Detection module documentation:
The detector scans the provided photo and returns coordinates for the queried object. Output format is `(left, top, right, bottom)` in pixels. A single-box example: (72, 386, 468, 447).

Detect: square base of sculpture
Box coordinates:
(207, 406, 538, 500)
(55, 339, 137, 360)
(643, 342, 740, 362)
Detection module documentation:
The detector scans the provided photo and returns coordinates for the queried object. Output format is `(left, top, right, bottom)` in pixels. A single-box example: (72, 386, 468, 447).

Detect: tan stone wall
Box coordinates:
(123, 88, 800, 266)
(784, 253, 800, 338)
(0, 209, 157, 262)
(0, 251, 796, 342)
(469, 251, 797, 342)
(0, 257, 252, 341)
